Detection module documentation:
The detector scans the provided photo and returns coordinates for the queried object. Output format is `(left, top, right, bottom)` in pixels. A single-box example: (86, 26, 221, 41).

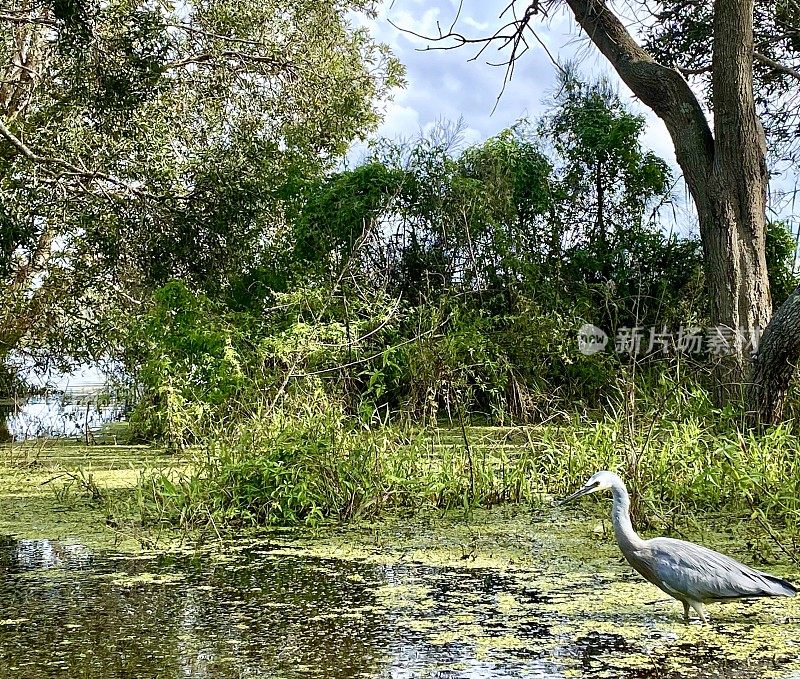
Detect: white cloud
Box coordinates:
(463, 16, 490, 32)
(359, 2, 688, 188)
(376, 99, 422, 139)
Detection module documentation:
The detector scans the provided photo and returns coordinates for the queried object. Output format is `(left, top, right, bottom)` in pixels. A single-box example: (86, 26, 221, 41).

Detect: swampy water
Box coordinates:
(1, 522, 799, 679)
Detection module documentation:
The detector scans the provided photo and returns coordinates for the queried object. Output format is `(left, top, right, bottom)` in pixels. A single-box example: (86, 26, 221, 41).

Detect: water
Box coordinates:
(0, 537, 798, 678)
(0, 385, 126, 442)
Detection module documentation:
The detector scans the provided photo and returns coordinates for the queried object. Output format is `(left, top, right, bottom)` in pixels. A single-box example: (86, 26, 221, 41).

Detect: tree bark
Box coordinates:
(0, 6, 49, 121)
(709, 0, 772, 389)
(747, 284, 800, 425)
(563, 0, 772, 399)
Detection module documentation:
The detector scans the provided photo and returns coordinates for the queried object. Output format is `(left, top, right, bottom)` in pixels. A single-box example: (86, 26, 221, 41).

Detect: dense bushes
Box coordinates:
(125, 282, 248, 447)
(123, 78, 799, 534)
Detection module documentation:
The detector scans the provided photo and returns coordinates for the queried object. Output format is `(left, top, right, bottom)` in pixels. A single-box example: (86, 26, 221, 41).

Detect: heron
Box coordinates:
(563, 471, 797, 623)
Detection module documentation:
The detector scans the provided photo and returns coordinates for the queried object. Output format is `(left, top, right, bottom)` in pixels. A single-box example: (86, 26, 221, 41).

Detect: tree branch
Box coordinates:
(562, 0, 715, 190)
(0, 117, 155, 198)
(675, 52, 800, 81)
(166, 23, 264, 47)
(390, 1, 562, 109)
(754, 51, 800, 81)
(0, 13, 55, 26)
(165, 50, 293, 74)
(677, 64, 712, 76)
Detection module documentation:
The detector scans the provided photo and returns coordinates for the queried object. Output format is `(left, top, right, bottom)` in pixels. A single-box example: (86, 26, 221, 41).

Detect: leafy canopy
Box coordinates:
(0, 0, 403, 367)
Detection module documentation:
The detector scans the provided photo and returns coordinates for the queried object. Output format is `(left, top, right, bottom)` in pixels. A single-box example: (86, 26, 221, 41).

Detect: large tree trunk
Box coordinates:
(708, 0, 772, 392)
(747, 284, 800, 425)
(563, 0, 772, 400)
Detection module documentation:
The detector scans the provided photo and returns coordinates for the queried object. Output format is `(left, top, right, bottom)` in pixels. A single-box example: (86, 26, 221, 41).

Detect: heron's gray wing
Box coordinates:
(641, 538, 796, 602)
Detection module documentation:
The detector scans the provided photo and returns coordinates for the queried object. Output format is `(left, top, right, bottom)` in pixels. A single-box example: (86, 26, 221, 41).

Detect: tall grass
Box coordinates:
(136, 390, 800, 555)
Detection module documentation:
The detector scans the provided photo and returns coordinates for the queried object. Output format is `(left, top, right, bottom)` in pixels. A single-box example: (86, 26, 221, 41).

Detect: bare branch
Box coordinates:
(0, 117, 155, 198)
(390, 1, 563, 111)
(677, 64, 712, 76)
(675, 52, 800, 81)
(166, 23, 265, 47)
(754, 51, 800, 82)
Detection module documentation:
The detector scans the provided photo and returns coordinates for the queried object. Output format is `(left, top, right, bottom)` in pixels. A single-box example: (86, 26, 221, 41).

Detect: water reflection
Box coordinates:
(0, 539, 797, 679)
(1, 389, 126, 441)
(0, 540, 389, 678)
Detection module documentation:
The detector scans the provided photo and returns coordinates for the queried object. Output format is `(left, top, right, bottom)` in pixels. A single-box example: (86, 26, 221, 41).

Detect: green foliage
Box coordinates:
(1, 0, 403, 368)
(765, 220, 799, 308)
(126, 73, 711, 451)
(459, 129, 554, 222)
(135, 381, 800, 539)
(391, 305, 516, 422)
(126, 282, 246, 447)
(295, 162, 408, 267)
(116, 72, 797, 543)
(0, 361, 27, 397)
(533, 71, 694, 330)
(532, 409, 800, 540)
(542, 73, 671, 223)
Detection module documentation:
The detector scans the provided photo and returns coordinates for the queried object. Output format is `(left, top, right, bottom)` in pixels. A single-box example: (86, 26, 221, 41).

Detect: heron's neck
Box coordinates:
(610, 483, 645, 552)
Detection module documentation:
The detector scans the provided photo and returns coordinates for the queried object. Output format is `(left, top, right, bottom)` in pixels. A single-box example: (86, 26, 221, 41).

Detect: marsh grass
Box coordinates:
(135, 391, 800, 563)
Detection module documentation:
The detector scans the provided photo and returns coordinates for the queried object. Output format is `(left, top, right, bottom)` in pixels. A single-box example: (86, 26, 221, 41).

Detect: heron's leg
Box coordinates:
(689, 601, 708, 623)
(682, 601, 690, 623)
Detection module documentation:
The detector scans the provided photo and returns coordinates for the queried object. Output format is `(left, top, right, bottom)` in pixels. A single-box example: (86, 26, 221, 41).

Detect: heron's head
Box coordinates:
(561, 470, 620, 504)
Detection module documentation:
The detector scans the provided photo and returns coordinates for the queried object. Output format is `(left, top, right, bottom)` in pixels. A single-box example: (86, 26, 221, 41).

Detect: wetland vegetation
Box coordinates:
(2, 424, 800, 678)
(3, 0, 800, 676)
(2, 436, 800, 679)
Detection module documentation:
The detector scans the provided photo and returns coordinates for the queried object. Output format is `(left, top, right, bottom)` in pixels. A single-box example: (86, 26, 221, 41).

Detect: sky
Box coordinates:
(349, 0, 696, 233)
(354, 3, 677, 169)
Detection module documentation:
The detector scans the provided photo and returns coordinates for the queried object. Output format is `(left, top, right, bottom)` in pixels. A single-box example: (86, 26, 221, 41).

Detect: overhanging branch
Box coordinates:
(754, 51, 800, 81)
(390, 1, 562, 110)
(676, 52, 800, 81)
(0, 117, 155, 199)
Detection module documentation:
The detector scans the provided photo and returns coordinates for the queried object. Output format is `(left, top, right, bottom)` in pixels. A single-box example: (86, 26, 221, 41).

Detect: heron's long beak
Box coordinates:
(560, 484, 595, 505)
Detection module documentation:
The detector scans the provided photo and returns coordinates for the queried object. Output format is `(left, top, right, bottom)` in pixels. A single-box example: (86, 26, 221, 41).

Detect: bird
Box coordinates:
(562, 470, 797, 623)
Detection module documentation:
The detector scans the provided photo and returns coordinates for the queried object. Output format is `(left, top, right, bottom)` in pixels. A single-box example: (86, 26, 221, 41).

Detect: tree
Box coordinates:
(408, 0, 780, 403)
(539, 75, 702, 331)
(748, 223, 800, 425)
(298, 90, 697, 329)
(286, 106, 702, 417)
(748, 284, 800, 424)
(642, 1, 800, 178)
(0, 0, 403, 376)
(539, 74, 671, 280)
(295, 123, 557, 306)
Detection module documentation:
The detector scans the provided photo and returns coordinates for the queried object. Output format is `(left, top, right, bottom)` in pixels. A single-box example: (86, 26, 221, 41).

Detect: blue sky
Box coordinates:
(351, 0, 693, 229)
(355, 2, 677, 161)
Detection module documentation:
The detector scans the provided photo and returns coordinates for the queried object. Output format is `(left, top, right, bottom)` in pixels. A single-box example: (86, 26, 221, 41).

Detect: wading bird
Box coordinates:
(563, 471, 797, 623)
